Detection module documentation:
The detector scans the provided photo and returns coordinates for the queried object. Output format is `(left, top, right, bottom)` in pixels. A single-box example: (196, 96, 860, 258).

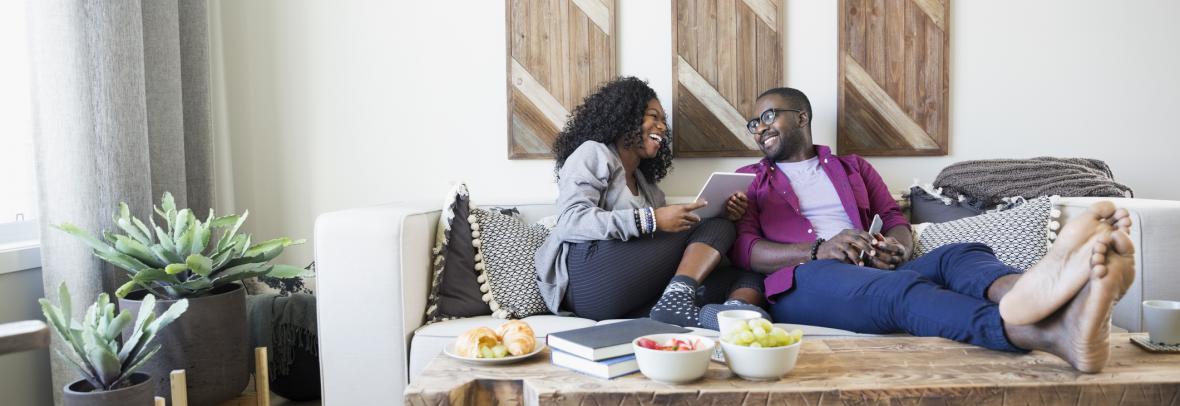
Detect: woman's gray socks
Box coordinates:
(649, 275, 701, 327)
(698, 299, 771, 331)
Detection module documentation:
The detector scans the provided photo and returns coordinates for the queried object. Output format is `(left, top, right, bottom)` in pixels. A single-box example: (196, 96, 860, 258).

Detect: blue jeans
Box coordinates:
(768, 243, 1024, 352)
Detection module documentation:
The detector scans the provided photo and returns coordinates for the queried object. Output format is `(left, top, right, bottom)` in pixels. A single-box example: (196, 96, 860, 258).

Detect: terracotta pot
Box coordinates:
(120, 283, 249, 405)
(63, 372, 154, 406)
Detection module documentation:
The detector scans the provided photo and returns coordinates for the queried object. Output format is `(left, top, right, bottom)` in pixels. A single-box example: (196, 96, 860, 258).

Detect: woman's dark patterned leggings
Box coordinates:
(563, 217, 764, 321)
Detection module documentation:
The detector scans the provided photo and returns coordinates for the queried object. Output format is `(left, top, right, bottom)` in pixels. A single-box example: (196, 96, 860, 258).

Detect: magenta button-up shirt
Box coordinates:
(729, 145, 910, 302)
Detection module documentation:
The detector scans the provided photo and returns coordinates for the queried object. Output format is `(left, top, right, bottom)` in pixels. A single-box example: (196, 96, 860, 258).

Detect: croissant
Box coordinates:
(454, 327, 499, 358)
(495, 320, 536, 356)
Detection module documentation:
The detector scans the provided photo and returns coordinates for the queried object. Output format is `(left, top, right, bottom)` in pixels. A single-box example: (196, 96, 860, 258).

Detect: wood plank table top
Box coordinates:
(405, 333, 1180, 405)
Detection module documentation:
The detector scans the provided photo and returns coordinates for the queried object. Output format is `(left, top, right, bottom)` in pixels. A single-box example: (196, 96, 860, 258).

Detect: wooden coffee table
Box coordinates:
(405, 333, 1180, 405)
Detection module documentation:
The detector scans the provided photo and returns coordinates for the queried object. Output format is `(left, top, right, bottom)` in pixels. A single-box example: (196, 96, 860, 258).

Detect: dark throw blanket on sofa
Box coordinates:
(933, 157, 1134, 208)
(247, 293, 319, 400)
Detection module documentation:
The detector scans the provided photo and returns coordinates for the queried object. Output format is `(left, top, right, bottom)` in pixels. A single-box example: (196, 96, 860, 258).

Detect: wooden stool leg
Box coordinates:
(255, 347, 270, 406)
(170, 369, 188, 406)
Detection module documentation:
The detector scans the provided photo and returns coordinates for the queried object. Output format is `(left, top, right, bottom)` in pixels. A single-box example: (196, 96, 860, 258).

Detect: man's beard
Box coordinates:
(767, 129, 804, 162)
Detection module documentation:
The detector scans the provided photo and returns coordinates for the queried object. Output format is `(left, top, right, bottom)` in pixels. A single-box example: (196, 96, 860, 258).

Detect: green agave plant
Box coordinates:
(40, 283, 189, 391)
(56, 192, 306, 299)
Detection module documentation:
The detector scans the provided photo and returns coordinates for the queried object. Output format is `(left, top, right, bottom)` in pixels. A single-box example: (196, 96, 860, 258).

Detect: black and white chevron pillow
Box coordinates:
(913, 196, 1057, 271)
(470, 208, 551, 319)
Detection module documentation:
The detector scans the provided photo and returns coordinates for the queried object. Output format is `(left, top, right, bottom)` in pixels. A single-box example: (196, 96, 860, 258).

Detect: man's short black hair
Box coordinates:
(757, 87, 812, 127)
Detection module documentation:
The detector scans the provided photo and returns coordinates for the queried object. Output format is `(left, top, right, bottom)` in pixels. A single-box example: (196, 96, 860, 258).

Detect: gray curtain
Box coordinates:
(27, 1, 212, 402)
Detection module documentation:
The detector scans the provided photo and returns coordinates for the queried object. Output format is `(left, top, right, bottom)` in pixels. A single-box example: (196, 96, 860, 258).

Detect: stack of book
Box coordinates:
(547, 318, 690, 379)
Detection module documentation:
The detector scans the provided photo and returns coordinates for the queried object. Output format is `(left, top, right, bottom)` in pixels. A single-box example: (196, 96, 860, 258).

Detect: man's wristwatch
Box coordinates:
(810, 238, 825, 261)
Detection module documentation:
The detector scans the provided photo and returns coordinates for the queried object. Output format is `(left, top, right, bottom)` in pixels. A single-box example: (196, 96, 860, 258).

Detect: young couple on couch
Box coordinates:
(533, 77, 1135, 373)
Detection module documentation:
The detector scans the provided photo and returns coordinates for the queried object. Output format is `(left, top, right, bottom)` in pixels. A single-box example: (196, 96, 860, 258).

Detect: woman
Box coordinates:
(534, 77, 769, 329)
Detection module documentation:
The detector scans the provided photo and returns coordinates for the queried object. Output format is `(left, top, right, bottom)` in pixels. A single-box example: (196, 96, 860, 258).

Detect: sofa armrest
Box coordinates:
(1056, 197, 1180, 331)
(314, 201, 440, 405)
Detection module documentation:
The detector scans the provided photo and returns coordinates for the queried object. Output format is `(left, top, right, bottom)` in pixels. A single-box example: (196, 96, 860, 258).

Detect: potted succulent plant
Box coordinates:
(40, 283, 188, 406)
(56, 192, 306, 405)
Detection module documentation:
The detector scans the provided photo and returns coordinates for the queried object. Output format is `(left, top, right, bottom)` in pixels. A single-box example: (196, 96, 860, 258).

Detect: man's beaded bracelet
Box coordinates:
(810, 238, 826, 261)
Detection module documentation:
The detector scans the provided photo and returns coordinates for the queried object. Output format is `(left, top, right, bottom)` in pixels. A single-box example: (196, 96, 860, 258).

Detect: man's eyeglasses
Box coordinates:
(746, 108, 802, 134)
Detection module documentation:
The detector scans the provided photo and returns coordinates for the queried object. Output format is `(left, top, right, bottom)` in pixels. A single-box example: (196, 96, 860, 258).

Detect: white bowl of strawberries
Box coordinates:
(632, 334, 715, 384)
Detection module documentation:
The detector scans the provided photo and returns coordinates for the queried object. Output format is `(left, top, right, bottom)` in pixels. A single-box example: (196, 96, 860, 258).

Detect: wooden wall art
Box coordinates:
(506, 0, 616, 159)
(838, 0, 949, 156)
(673, 0, 784, 157)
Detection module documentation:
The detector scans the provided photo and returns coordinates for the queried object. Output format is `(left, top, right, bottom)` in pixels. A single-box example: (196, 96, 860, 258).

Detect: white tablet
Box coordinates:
(691, 172, 756, 219)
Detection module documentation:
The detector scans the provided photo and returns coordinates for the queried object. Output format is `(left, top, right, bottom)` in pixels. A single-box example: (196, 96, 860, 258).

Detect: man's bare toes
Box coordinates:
(1092, 264, 1108, 278)
(1087, 201, 1117, 220)
(1111, 230, 1135, 256)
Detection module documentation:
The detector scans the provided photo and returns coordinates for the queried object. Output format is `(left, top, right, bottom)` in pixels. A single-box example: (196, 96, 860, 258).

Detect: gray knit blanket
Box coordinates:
(933, 157, 1133, 208)
(247, 293, 318, 377)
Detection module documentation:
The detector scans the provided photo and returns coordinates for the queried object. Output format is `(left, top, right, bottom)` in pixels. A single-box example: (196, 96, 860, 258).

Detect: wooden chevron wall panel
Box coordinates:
(673, 0, 783, 157)
(507, 0, 616, 159)
(838, 0, 949, 156)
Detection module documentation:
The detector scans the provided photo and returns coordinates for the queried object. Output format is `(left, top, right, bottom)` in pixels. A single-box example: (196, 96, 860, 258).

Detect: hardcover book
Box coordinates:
(546, 318, 690, 361)
(551, 350, 638, 379)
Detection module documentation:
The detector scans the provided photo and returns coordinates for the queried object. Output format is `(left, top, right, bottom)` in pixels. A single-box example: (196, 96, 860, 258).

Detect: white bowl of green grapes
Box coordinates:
(720, 318, 803, 381)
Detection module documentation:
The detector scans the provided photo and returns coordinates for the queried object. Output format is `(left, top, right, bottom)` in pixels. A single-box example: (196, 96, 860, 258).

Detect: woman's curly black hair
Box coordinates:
(552, 76, 673, 183)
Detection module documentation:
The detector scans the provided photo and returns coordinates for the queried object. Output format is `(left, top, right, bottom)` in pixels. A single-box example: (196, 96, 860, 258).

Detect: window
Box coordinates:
(0, 0, 41, 273)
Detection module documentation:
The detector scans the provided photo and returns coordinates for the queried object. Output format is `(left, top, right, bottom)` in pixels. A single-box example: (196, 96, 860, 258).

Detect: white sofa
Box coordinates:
(314, 196, 1180, 404)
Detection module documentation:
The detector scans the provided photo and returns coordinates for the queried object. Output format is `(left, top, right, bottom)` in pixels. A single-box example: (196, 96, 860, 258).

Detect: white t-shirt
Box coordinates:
(776, 158, 855, 240)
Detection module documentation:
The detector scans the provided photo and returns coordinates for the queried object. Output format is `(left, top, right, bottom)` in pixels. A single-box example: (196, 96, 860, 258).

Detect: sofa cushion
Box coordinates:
(908, 185, 985, 224)
(913, 196, 1057, 271)
(425, 183, 492, 323)
(471, 208, 551, 319)
(409, 315, 596, 380)
(593, 319, 878, 338)
(414, 315, 598, 339)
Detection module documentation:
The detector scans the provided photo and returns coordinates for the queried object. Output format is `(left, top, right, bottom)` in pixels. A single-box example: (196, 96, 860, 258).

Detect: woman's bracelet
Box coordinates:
(645, 207, 656, 234)
(641, 207, 649, 234)
(633, 209, 645, 234)
(634, 208, 655, 235)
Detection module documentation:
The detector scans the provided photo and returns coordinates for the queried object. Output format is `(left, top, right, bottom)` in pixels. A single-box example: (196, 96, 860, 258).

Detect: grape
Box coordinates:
(723, 318, 805, 348)
(770, 328, 789, 346)
(752, 327, 767, 338)
(770, 327, 789, 339)
(737, 331, 755, 345)
(479, 345, 495, 359)
(749, 318, 773, 333)
(492, 344, 509, 358)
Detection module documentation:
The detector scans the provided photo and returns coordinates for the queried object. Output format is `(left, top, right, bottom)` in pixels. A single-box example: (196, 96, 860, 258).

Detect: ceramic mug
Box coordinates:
(1143, 300, 1180, 345)
(716, 309, 764, 336)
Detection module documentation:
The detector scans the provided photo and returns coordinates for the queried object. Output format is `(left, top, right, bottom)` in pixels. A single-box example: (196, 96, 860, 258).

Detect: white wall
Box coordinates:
(213, 0, 1180, 266)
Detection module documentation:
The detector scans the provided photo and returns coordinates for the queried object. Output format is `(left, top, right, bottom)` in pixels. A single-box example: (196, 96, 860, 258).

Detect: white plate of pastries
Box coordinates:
(444, 320, 545, 365)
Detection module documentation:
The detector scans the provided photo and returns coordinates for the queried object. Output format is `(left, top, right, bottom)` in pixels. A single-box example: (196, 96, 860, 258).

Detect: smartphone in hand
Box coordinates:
(861, 214, 884, 262)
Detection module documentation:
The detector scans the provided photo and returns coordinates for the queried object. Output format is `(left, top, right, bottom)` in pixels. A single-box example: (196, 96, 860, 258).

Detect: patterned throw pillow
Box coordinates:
(470, 208, 551, 319)
(912, 196, 1059, 271)
(424, 183, 492, 323)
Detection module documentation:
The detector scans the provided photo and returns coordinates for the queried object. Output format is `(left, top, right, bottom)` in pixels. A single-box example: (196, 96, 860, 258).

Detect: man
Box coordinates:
(730, 87, 1136, 373)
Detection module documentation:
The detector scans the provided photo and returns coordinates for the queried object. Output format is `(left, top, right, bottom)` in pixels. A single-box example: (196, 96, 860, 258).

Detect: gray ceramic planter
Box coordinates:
(63, 372, 154, 406)
(120, 283, 250, 405)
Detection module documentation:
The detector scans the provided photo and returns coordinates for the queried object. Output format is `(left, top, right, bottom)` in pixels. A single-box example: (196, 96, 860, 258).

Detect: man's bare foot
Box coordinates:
(1010, 229, 1136, 373)
(999, 201, 1130, 325)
